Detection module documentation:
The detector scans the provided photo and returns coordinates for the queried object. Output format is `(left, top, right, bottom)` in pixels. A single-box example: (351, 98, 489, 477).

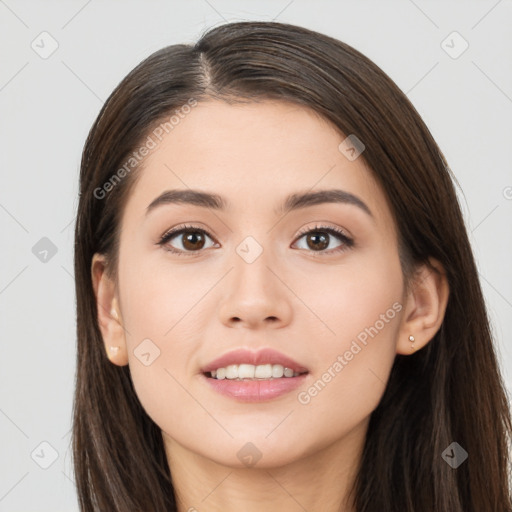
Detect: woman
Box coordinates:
(72, 20, 512, 511)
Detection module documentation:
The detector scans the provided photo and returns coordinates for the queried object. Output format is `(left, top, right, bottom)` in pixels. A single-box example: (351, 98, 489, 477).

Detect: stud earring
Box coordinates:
(109, 346, 120, 356)
(409, 335, 415, 352)
(110, 308, 118, 320)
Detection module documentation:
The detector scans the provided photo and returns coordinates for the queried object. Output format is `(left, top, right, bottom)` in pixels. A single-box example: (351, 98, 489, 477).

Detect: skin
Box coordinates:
(92, 99, 449, 512)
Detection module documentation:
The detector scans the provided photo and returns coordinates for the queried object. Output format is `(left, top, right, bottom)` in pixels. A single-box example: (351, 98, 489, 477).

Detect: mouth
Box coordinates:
(200, 348, 309, 402)
(204, 364, 307, 380)
(201, 347, 309, 378)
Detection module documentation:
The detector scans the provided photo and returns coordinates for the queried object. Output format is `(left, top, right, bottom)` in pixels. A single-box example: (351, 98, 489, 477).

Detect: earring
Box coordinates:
(110, 308, 119, 320)
(109, 346, 120, 356)
(409, 335, 415, 352)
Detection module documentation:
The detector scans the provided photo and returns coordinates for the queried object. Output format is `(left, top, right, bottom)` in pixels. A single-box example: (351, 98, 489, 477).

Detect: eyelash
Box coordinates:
(157, 223, 354, 257)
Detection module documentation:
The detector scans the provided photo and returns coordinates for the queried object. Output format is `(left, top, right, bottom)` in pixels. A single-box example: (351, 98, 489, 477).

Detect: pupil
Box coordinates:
(308, 232, 328, 250)
(184, 232, 204, 250)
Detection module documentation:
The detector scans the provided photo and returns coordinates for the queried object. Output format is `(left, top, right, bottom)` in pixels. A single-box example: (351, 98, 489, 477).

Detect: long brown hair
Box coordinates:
(72, 20, 512, 511)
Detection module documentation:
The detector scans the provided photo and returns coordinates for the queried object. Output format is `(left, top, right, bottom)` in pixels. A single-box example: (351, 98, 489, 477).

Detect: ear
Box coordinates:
(91, 253, 129, 366)
(396, 258, 450, 355)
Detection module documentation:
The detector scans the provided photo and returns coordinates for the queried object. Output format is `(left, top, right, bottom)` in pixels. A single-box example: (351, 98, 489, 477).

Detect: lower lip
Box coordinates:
(201, 373, 308, 402)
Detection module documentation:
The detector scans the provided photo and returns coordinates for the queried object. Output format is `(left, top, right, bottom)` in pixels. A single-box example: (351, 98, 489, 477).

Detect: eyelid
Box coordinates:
(293, 223, 352, 242)
(159, 223, 215, 243)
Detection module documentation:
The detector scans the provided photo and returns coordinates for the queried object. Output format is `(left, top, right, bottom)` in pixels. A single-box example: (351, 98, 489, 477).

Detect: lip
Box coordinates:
(201, 372, 308, 403)
(201, 348, 309, 374)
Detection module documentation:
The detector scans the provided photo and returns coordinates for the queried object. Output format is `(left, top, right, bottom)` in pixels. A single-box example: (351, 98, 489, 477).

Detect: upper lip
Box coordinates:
(201, 348, 309, 374)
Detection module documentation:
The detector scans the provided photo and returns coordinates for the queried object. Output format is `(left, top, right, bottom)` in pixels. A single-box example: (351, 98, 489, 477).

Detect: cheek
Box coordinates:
(295, 247, 403, 348)
(117, 253, 206, 411)
(294, 250, 403, 410)
(119, 244, 207, 343)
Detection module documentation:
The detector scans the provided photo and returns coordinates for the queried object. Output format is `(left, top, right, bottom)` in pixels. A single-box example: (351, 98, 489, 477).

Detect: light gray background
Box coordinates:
(1, 1, 511, 510)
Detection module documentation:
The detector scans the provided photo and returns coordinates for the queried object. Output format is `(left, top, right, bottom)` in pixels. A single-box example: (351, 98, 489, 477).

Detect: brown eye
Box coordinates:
(304, 232, 329, 251)
(158, 226, 216, 254)
(181, 231, 206, 250)
(292, 225, 354, 255)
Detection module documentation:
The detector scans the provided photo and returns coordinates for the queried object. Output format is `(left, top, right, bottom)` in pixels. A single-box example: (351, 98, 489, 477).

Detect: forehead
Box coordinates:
(121, 99, 393, 229)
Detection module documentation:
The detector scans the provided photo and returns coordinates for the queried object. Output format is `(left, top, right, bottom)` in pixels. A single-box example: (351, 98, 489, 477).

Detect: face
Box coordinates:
(111, 99, 406, 468)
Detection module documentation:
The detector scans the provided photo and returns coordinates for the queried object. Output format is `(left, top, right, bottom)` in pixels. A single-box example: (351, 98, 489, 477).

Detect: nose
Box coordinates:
(217, 247, 293, 330)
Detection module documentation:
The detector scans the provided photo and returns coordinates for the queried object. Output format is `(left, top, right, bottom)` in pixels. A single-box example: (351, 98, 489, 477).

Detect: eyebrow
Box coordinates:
(145, 188, 373, 218)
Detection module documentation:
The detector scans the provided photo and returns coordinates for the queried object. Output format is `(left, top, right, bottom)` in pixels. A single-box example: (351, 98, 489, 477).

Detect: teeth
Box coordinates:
(255, 364, 272, 379)
(208, 363, 303, 380)
(225, 364, 238, 379)
(238, 364, 255, 379)
(272, 365, 284, 378)
(283, 367, 294, 377)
